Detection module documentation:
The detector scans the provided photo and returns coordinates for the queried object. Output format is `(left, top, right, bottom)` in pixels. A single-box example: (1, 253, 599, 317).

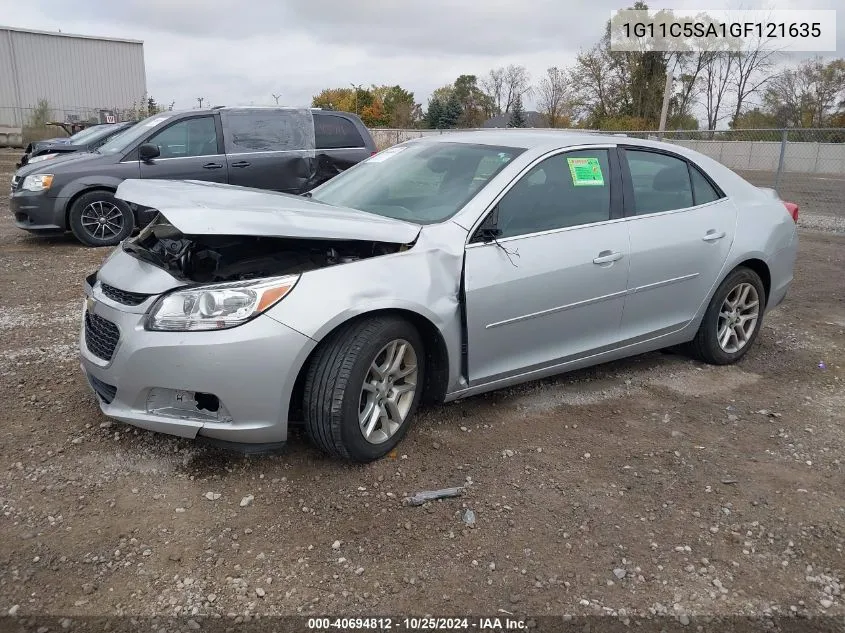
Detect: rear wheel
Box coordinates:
(689, 267, 766, 365)
(303, 316, 425, 462)
(69, 190, 134, 247)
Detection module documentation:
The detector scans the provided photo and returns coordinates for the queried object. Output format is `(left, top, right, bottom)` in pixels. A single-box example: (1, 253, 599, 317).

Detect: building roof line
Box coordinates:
(0, 25, 143, 45)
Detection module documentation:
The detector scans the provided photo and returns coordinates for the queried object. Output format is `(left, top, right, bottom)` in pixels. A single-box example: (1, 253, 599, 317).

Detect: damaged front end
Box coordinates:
(123, 215, 410, 284)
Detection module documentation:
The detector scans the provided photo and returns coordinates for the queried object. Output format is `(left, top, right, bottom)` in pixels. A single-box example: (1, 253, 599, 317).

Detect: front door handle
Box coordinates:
(203, 162, 223, 169)
(702, 230, 726, 242)
(593, 250, 624, 265)
(230, 161, 251, 168)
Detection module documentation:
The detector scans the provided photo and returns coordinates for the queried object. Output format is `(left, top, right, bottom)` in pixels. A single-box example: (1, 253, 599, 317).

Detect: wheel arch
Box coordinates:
(64, 184, 119, 227)
(733, 257, 771, 305)
(287, 308, 451, 423)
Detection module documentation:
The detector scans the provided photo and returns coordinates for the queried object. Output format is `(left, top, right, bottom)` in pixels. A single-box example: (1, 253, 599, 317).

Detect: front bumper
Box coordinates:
(79, 284, 317, 444)
(10, 190, 66, 232)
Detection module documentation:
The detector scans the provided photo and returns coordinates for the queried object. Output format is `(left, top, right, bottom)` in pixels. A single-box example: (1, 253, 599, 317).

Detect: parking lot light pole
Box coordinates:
(350, 83, 361, 115)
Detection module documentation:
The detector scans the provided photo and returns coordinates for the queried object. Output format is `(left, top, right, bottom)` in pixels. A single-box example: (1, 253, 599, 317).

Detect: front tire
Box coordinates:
(303, 316, 425, 462)
(690, 267, 766, 365)
(69, 190, 134, 247)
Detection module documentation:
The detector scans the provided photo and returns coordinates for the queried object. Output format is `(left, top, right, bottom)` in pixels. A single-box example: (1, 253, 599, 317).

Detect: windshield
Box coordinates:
(309, 142, 524, 224)
(97, 113, 175, 155)
(68, 125, 107, 143)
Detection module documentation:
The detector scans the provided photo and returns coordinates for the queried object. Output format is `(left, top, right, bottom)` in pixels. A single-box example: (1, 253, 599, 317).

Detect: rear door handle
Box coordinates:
(702, 230, 726, 242)
(203, 162, 223, 169)
(593, 250, 624, 265)
(230, 161, 251, 168)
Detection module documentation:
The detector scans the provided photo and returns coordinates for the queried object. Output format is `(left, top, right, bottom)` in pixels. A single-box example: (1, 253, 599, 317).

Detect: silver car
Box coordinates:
(79, 131, 798, 461)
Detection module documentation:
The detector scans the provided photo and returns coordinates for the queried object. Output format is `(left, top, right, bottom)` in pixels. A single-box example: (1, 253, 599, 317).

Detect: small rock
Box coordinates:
(502, 449, 515, 458)
(8, 605, 20, 617)
(332, 540, 341, 550)
(240, 495, 254, 507)
(462, 508, 476, 526)
(613, 568, 626, 580)
(679, 614, 690, 626)
(207, 593, 217, 603)
(187, 620, 200, 630)
(255, 587, 266, 597)
(355, 567, 365, 576)
(820, 599, 833, 609)
(81, 583, 96, 595)
(204, 492, 221, 501)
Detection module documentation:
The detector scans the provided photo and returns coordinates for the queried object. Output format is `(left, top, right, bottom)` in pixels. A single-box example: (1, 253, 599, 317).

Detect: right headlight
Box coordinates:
(27, 153, 59, 164)
(145, 275, 300, 331)
(21, 173, 54, 191)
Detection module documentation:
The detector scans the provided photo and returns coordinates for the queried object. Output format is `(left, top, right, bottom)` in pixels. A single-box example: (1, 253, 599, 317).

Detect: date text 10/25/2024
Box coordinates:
(307, 617, 527, 631)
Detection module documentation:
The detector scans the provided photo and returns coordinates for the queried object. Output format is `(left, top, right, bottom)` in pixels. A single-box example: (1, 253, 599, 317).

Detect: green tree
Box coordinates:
(28, 98, 51, 127)
(425, 97, 444, 129)
(507, 94, 527, 127)
(452, 74, 490, 127)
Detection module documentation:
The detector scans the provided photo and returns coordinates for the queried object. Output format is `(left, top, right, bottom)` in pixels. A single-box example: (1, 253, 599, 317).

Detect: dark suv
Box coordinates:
(10, 107, 376, 246)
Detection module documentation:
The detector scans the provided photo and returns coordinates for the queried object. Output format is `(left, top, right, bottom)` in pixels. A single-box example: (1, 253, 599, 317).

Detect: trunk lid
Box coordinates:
(115, 179, 422, 243)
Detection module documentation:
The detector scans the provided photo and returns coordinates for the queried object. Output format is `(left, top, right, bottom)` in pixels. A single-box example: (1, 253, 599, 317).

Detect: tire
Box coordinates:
(689, 267, 766, 365)
(303, 316, 425, 462)
(68, 190, 135, 247)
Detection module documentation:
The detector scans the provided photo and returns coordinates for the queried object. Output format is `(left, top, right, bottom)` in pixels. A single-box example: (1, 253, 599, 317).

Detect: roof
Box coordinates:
(0, 25, 143, 45)
(412, 129, 693, 153)
(483, 111, 549, 128)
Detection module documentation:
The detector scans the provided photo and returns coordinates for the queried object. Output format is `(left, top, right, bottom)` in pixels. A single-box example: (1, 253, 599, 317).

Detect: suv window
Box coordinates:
(224, 110, 313, 153)
(314, 114, 365, 149)
(147, 116, 218, 159)
(493, 149, 611, 239)
(625, 150, 694, 214)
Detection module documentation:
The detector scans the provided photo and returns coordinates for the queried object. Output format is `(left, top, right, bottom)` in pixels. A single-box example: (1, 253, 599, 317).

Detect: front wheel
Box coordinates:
(689, 267, 766, 365)
(68, 190, 135, 247)
(303, 317, 425, 462)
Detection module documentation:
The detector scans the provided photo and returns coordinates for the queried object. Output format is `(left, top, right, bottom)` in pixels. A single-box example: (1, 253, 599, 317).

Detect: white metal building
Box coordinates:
(0, 26, 146, 127)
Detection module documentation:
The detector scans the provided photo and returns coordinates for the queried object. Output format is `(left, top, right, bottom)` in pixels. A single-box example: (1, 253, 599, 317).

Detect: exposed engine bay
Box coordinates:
(123, 217, 408, 283)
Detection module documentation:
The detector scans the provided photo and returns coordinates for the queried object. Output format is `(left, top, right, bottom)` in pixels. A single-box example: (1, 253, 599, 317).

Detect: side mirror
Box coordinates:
(138, 143, 160, 162)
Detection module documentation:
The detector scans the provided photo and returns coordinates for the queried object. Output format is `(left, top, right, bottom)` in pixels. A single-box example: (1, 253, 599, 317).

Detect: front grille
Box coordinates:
(87, 374, 117, 404)
(101, 283, 150, 306)
(85, 312, 120, 361)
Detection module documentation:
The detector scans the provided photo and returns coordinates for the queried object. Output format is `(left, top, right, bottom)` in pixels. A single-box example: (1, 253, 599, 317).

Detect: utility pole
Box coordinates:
(196, 97, 205, 109)
(658, 69, 672, 139)
(272, 93, 281, 105)
(350, 83, 361, 115)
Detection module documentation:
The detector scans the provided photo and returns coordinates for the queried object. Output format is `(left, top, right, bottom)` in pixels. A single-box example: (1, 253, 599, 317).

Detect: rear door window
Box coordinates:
(223, 110, 314, 153)
(625, 150, 694, 214)
(314, 114, 365, 149)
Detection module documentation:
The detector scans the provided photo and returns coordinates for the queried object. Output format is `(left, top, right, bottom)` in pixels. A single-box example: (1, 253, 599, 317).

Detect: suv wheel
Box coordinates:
(303, 316, 425, 462)
(69, 191, 135, 247)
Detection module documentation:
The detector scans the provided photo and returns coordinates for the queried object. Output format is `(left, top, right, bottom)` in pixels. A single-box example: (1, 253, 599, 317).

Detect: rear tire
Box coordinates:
(69, 190, 134, 247)
(303, 316, 425, 462)
(689, 267, 766, 365)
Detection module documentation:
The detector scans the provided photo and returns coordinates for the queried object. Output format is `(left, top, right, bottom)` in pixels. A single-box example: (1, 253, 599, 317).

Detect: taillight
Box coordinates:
(783, 201, 799, 223)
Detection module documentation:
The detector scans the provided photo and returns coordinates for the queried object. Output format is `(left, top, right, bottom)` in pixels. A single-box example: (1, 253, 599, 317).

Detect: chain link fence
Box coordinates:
(0, 105, 155, 145)
(370, 127, 845, 229)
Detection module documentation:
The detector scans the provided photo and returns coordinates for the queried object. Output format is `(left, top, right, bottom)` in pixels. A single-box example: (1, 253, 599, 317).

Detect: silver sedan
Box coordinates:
(79, 131, 798, 461)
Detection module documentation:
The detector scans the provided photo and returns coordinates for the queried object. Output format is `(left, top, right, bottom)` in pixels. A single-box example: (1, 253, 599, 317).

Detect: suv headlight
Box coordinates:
(21, 173, 54, 191)
(28, 153, 59, 165)
(146, 275, 300, 331)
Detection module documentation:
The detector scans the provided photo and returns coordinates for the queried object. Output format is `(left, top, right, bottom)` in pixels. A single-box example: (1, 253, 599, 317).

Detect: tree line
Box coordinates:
(312, 2, 845, 131)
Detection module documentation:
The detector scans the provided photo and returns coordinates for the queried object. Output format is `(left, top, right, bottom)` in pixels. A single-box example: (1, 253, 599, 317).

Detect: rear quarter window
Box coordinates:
(314, 114, 366, 149)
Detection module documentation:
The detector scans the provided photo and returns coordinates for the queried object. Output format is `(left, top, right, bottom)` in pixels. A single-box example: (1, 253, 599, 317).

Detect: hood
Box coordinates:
(115, 179, 422, 244)
(32, 137, 70, 149)
(16, 151, 106, 176)
(32, 141, 85, 155)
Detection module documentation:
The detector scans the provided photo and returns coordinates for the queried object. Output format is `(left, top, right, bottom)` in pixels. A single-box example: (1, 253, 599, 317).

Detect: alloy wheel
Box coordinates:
(80, 200, 124, 241)
(716, 282, 760, 353)
(358, 339, 418, 444)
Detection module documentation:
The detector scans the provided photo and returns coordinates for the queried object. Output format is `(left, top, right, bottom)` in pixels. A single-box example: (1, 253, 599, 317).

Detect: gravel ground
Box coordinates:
(0, 150, 843, 628)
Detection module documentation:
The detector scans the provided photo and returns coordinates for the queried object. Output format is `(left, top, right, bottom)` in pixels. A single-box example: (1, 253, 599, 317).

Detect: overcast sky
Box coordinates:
(1, 0, 842, 113)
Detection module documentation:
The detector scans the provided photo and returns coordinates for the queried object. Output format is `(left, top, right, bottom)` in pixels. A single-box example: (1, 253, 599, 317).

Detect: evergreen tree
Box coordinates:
(425, 98, 444, 129)
(508, 94, 527, 128)
(147, 96, 158, 116)
(441, 93, 463, 128)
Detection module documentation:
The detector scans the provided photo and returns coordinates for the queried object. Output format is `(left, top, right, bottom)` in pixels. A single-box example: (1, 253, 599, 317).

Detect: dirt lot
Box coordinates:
(1, 149, 843, 628)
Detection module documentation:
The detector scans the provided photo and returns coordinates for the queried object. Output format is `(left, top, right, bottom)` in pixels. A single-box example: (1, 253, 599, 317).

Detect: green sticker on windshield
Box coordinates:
(567, 157, 604, 186)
